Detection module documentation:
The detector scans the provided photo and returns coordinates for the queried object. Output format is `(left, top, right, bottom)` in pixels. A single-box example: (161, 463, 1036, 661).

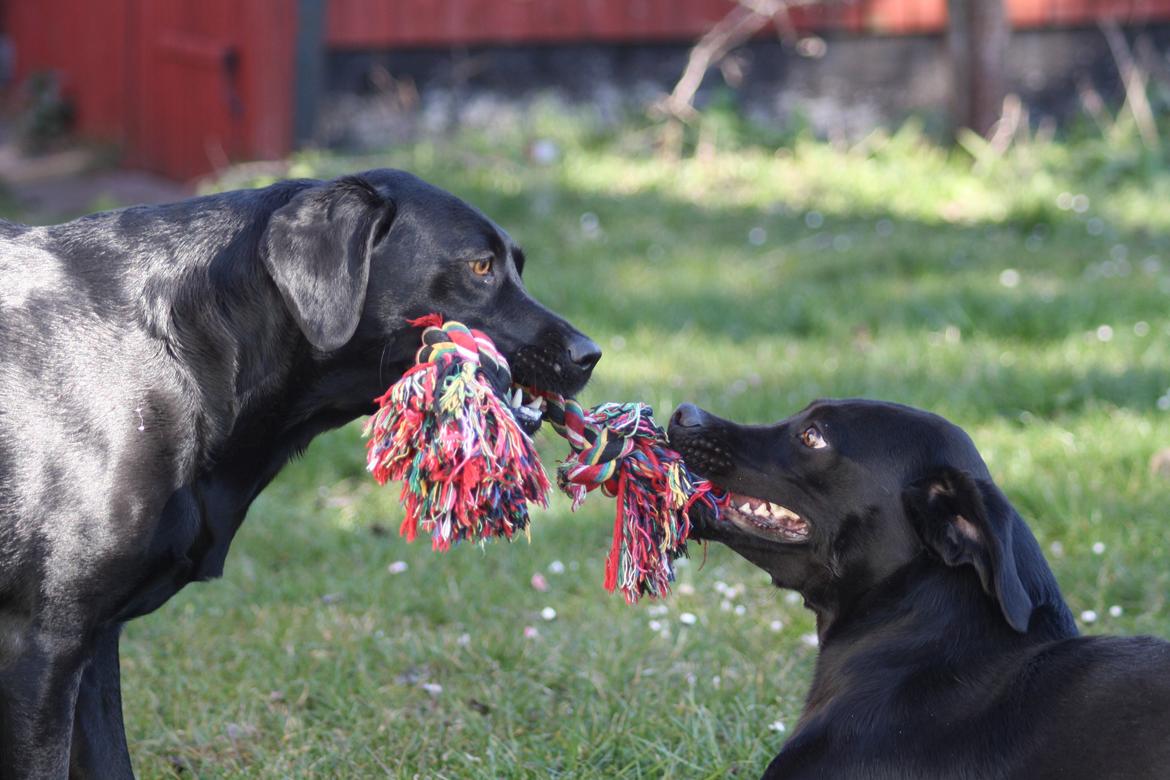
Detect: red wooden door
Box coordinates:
(128, 0, 246, 179)
(125, 0, 294, 180)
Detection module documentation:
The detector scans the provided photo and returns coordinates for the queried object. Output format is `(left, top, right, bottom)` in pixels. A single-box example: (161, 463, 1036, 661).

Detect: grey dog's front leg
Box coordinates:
(69, 624, 134, 780)
(0, 624, 89, 780)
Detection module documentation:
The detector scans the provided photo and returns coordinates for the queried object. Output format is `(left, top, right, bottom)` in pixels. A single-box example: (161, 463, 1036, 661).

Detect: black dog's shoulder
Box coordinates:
(999, 634, 1170, 779)
(1027, 633, 1170, 723)
(759, 623, 1170, 780)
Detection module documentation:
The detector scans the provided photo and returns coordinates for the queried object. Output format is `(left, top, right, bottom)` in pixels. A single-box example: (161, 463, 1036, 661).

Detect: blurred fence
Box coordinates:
(4, 0, 1170, 179)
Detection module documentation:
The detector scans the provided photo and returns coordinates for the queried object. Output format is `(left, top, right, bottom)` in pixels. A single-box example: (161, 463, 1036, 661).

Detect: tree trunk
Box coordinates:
(947, 0, 1010, 139)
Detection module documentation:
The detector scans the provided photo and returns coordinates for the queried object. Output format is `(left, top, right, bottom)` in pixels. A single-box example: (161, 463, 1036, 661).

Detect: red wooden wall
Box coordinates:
(326, 0, 1170, 48)
(326, 0, 732, 48)
(127, 0, 296, 179)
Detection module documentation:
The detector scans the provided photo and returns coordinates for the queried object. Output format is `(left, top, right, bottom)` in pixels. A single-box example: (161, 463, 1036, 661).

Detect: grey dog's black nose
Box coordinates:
(671, 403, 705, 429)
(567, 333, 602, 372)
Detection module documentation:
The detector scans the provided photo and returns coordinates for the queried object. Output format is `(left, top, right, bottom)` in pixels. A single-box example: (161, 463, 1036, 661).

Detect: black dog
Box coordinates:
(669, 399, 1170, 779)
(0, 171, 599, 779)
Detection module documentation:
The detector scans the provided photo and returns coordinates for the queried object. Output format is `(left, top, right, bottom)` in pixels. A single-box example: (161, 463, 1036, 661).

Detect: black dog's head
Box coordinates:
(669, 399, 1048, 635)
(259, 171, 600, 423)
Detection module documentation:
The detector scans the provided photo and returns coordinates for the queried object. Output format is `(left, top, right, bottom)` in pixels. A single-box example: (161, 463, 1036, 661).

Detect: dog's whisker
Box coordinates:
(378, 340, 391, 387)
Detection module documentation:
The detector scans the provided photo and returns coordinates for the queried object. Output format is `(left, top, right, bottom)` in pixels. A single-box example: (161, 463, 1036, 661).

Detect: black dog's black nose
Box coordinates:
(567, 333, 602, 372)
(671, 403, 706, 429)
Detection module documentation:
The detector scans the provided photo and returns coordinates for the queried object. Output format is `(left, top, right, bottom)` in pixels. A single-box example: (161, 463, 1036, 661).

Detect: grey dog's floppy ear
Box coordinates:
(261, 176, 396, 351)
(903, 466, 1034, 633)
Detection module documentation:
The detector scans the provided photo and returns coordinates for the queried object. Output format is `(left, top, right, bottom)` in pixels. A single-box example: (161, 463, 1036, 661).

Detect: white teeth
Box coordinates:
(727, 495, 807, 539)
(511, 388, 523, 408)
(732, 498, 801, 522)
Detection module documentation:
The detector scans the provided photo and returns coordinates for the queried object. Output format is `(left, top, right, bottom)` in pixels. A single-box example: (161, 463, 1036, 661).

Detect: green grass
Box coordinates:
(123, 121, 1170, 777)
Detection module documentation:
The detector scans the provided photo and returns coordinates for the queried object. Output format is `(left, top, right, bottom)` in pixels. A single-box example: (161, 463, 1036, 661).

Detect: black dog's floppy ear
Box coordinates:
(904, 466, 1033, 633)
(261, 176, 396, 351)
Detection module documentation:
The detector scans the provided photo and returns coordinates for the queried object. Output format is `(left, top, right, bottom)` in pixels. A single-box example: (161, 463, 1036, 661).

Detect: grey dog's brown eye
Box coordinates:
(470, 258, 493, 276)
(800, 426, 827, 449)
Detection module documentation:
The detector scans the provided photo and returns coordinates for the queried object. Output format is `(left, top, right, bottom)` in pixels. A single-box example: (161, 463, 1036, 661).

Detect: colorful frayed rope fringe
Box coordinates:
(364, 314, 550, 550)
(364, 316, 725, 602)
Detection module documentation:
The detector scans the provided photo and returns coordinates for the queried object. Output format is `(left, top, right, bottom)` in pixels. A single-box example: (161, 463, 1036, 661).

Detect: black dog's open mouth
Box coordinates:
(720, 491, 810, 543)
(506, 385, 546, 436)
(664, 404, 810, 546)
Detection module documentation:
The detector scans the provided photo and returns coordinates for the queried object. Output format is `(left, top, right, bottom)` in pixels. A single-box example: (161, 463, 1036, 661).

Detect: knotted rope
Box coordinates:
(365, 316, 725, 602)
(542, 397, 721, 601)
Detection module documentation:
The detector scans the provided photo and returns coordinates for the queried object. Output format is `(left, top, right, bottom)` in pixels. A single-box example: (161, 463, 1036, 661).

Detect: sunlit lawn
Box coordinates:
(114, 120, 1170, 777)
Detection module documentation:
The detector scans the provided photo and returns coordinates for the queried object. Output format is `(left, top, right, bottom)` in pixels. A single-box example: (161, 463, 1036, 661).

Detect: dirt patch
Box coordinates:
(0, 122, 190, 225)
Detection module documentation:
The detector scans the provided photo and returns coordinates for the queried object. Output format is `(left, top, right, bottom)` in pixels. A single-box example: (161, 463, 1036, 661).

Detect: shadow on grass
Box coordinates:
(440, 179, 1166, 333)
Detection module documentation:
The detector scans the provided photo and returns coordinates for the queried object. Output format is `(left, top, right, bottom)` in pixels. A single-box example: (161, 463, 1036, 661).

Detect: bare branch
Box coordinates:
(1099, 18, 1159, 150)
(653, 0, 839, 122)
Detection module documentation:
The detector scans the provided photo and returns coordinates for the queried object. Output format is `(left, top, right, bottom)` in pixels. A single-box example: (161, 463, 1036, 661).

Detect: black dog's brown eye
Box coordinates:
(470, 258, 493, 277)
(800, 426, 827, 449)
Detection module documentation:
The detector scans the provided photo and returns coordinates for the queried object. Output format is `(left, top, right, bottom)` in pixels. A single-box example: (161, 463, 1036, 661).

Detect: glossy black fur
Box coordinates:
(669, 399, 1170, 780)
(0, 171, 600, 779)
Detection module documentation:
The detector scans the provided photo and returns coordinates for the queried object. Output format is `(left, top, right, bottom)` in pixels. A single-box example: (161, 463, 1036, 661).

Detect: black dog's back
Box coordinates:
(765, 626, 1170, 779)
(1009, 635, 1170, 779)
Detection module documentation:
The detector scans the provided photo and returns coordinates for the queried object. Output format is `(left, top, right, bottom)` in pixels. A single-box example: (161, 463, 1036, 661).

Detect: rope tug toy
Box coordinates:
(364, 315, 725, 603)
